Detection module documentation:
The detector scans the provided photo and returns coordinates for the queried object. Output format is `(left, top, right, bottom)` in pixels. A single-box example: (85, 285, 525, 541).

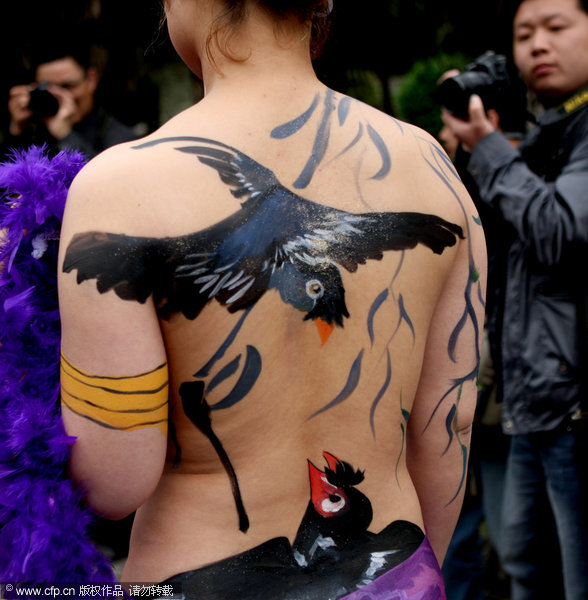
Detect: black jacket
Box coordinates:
(2, 106, 137, 159)
(467, 101, 588, 434)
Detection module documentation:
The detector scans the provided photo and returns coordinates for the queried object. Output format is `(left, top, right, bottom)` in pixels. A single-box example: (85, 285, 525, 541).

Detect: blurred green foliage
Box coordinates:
(342, 70, 386, 111)
(394, 53, 471, 137)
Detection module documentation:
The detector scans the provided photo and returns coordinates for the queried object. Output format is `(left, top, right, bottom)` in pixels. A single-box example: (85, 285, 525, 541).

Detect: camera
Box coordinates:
(28, 82, 59, 118)
(436, 51, 529, 135)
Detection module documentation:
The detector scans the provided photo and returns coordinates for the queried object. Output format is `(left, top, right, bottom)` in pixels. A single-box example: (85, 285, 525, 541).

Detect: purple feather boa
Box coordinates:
(0, 147, 116, 583)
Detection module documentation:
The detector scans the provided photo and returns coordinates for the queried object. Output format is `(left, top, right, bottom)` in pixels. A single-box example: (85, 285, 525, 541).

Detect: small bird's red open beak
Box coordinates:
(316, 318, 335, 346)
(307, 452, 345, 517)
(322, 451, 340, 471)
(307, 452, 337, 496)
(307, 452, 340, 491)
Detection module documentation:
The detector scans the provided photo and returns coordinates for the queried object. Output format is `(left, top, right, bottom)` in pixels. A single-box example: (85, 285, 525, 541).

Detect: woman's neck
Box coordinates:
(199, 7, 318, 97)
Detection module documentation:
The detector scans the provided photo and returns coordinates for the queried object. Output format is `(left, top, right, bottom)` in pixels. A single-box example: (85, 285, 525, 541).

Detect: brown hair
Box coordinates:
(206, 0, 332, 63)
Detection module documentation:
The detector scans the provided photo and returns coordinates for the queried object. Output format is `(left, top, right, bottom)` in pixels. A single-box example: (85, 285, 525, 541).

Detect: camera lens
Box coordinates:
(437, 51, 530, 134)
(436, 78, 471, 120)
(437, 70, 496, 120)
(28, 84, 59, 118)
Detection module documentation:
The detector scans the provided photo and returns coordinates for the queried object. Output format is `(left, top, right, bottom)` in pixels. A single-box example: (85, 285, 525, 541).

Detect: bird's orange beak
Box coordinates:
(316, 318, 335, 346)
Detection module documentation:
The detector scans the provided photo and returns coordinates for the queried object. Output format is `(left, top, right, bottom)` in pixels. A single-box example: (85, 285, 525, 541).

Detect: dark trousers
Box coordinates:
(501, 423, 588, 600)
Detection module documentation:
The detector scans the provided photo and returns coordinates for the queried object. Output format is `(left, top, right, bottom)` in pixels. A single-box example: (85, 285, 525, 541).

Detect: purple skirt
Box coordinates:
(340, 536, 446, 600)
(161, 524, 446, 600)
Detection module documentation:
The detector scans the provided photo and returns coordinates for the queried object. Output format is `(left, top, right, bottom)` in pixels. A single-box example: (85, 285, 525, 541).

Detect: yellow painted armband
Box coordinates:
(60, 353, 169, 435)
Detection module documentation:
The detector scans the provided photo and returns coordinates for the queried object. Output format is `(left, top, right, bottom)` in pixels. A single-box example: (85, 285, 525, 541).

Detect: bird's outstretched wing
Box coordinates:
(276, 206, 463, 274)
(63, 231, 161, 303)
(139, 136, 464, 258)
(133, 137, 279, 206)
(139, 138, 463, 264)
(63, 137, 463, 323)
(62, 225, 273, 321)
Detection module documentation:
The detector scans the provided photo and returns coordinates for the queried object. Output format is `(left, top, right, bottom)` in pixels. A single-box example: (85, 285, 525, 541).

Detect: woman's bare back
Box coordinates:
(59, 84, 483, 590)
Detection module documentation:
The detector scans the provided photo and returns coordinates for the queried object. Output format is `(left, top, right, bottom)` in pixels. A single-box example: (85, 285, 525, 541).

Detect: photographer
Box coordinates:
(5, 44, 137, 158)
(441, 0, 588, 599)
(3, 43, 140, 564)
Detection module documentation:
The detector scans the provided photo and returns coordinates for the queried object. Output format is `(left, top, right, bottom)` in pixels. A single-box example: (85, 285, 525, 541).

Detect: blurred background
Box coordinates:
(0, 1, 513, 594)
(0, 0, 512, 145)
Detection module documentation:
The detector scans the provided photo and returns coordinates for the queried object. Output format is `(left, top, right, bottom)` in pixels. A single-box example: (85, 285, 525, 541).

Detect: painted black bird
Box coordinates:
(63, 136, 463, 343)
(292, 451, 373, 566)
(292, 452, 425, 591)
(162, 451, 425, 600)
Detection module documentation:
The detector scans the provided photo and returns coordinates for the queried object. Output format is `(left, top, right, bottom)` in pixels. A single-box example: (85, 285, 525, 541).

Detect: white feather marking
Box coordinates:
(175, 267, 208, 278)
(208, 271, 233, 298)
(226, 277, 255, 304)
(226, 270, 246, 289)
(196, 274, 220, 292)
(214, 261, 237, 273)
(363, 551, 401, 579)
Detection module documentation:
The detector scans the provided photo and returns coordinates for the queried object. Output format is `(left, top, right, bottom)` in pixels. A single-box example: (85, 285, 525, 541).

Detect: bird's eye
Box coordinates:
(321, 494, 346, 514)
(306, 279, 324, 300)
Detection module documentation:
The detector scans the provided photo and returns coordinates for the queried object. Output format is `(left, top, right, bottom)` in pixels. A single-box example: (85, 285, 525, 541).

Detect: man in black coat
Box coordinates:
(442, 1, 588, 598)
(5, 45, 137, 159)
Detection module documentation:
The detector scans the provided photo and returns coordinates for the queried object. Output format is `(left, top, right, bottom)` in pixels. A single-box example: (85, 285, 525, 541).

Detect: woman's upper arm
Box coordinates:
(58, 161, 169, 520)
(405, 155, 487, 561)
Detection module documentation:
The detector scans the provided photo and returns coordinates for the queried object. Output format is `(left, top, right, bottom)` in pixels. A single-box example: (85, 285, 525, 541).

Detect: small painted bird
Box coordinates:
(162, 451, 425, 600)
(291, 451, 425, 589)
(293, 451, 373, 566)
(63, 137, 463, 343)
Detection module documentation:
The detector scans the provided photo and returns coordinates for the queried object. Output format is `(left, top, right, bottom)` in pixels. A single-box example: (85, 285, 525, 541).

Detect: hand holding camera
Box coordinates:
(7, 85, 34, 136)
(8, 81, 77, 140)
(441, 94, 496, 153)
(438, 51, 530, 152)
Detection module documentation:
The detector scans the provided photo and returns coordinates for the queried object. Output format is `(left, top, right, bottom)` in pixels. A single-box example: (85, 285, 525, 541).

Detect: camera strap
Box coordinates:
(539, 86, 588, 126)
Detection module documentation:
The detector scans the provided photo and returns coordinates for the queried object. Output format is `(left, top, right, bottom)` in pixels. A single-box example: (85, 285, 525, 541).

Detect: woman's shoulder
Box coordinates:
(334, 91, 447, 165)
(62, 128, 195, 235)
(333, 93, 466, 209)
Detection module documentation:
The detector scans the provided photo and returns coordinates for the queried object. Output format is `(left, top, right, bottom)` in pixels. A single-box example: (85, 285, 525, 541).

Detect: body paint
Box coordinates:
(416, 133, 485, 502)
(292, 89, 336, 189)
(308, 350, 364, 420)
(393, 294, 415, 344)
(271, 88, 392, 188)
(60, 353, 168, 434)
(270, 93, 320, 139)
(179, 380, 249, 532)
(209, 345, 262, 411)
(367, 288, 389, 347)
(369, 348, 392, 438)
(366, 124, 392, 180)
(61, 94, 476, 523)
(162, 453, 439, 600)
(64, 137, 462, 346)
